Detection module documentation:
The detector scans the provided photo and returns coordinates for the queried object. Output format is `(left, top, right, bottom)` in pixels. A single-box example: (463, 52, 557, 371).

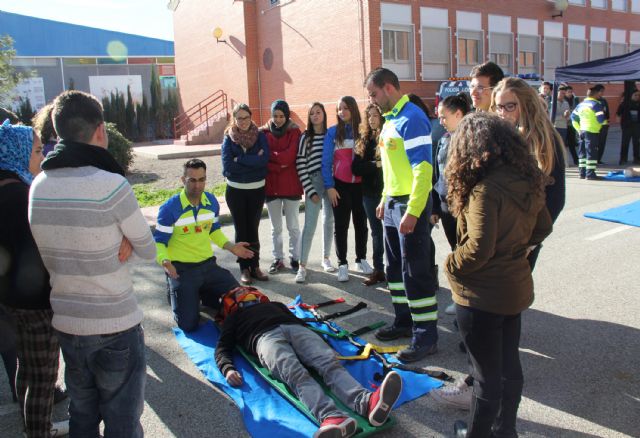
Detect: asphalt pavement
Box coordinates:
(1, 128, 639, 437)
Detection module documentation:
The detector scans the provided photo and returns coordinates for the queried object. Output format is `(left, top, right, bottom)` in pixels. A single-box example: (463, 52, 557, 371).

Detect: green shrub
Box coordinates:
(133, 182, 227, 208)
(106, 122, 133, 172)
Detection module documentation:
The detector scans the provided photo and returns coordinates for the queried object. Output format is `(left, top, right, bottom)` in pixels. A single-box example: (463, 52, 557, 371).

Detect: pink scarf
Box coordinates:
(228, 123, 259, 149)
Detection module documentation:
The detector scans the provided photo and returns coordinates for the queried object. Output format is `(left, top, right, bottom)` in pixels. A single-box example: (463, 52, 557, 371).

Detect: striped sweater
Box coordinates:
(28, 166, 156, 336)
(295, 132, 325, 198)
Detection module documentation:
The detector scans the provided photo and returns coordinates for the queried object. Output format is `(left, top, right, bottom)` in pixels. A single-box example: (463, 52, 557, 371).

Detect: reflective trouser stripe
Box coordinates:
(586, 160, 597, 170)
(388, 282, 404, 291)
(408, 297, 437, 308)
(411, 311, 438, 322)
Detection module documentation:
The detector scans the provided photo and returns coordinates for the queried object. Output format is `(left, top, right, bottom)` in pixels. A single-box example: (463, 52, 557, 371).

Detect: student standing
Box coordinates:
(261, 100, 303, 275)
(445, 113, 552, 438)
(322, 96, 372, 282)
(222, 104, 270, 284)
(295, 103, 336, 283)
(616, 88, 640, 165)
(352, 104, 385, 286)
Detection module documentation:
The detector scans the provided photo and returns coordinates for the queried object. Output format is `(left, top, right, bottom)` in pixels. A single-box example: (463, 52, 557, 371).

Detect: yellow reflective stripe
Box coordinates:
(155, 223, 173, 234)
(411, 311, 438, 322)
(391, 295, 408, 304)
(408, 297, 437, 308)
(388, 282, 404, 291)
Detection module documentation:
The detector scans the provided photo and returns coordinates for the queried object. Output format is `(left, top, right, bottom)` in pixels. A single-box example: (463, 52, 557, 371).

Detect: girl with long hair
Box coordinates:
(490, 77, 566, 268)
(260, 100, 303, 276)
(321, 96, 371, 282)
(221, 103, 270, 284)
(294, 103, 336, 283)
(352, 104, 385, 286)
(444, 112, 552, 438)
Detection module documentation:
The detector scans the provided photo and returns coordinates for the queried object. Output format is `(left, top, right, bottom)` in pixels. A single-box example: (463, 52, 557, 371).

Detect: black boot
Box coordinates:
(491, 379, 523, 438)
(465, 395, 500, 437)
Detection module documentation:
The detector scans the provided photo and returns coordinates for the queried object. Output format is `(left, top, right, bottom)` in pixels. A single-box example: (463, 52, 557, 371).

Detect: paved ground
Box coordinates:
(1, 130, 639, 437)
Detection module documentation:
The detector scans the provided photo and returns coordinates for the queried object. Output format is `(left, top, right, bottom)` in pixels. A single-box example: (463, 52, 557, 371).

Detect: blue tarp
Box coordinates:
(173, 297, 442, 438)
(584, 200, 640, 227)
(0, 11, 174, 57)
(555, 49, 640, 82)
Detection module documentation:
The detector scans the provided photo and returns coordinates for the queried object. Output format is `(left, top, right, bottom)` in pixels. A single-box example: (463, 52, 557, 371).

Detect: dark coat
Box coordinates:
(351, 137, 383, 198)
(445, 165, 552, 315)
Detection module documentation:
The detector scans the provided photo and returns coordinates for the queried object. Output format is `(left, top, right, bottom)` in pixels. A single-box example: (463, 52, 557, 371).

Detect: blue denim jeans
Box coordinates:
(57, 324, 146, 438)
(168, 258, 239, 332)
(362, 194, 384, 271)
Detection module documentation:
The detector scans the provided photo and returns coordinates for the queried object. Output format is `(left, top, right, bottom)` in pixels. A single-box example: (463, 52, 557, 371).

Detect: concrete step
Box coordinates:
(133, 143, 221, 160)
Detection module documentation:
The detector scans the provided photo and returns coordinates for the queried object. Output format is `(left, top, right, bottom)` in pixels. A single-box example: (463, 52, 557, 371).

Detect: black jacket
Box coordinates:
(215, 301, 305, 376)
(0, 170, 51, 310)
(351, 138, 383, 198)
(616, 99, 640, 129)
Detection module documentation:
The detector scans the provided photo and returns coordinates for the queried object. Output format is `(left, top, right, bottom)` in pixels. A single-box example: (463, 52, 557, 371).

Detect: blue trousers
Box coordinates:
(383, 195, 438, 346)
(168, 258, 239, 332)
(578, 131, 599, 178)
(57, 325, 146, 438)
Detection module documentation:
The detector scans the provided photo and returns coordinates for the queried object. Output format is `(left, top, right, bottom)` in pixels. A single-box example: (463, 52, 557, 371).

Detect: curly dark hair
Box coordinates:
(355, 103, 382, 158)
(445, 112, 547, 217)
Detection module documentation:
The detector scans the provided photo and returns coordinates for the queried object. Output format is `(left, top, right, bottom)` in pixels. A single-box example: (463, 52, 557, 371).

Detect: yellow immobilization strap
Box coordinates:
(336, 343, 408, 360)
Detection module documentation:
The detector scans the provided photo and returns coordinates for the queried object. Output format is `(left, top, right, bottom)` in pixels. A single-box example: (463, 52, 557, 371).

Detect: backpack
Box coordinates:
(216, 286, 270, 323)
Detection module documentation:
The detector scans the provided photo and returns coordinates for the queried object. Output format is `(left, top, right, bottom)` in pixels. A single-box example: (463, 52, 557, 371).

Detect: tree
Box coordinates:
(15, 97, 34, 125)
(125, 85, 136, 140)
(136, 94, 150, 141)
(0, 35, 26, 107)
(150, 65, 165, 138)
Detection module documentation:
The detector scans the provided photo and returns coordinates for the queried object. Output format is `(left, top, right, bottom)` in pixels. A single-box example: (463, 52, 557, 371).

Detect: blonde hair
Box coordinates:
(490, 77, 564, 176)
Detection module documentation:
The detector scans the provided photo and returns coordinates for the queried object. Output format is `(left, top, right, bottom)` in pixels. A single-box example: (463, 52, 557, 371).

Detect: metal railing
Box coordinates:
(173, 90, 228, 140)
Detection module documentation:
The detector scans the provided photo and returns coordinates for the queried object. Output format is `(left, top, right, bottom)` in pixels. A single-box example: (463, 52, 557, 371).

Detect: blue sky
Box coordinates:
(0, 0, 174, 41)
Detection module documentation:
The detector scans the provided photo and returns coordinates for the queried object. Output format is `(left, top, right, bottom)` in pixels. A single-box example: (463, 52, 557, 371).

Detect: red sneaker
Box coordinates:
(367, 371, 402, 426)
(313, 416, 358, 438)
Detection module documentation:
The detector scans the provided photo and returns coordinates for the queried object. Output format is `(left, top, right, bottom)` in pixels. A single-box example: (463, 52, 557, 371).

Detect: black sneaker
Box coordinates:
(290, 259, 299, 271)
(375, 325, 412, 341)
(268, 259, 284, 274)
(396, 343, 437, 362)
(586, 174, 601, 181)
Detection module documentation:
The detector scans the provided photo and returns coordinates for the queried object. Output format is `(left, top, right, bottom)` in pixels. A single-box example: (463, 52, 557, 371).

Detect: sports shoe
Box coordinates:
(586, 174, 601, 181)
(367, 371, 402, 426)
(396, 342, 437, 362)
(322, 258, 337, 273)
(290, 258, 300, 271)
(356, 260, 374, 275)
(430, 380, 473, 410)
(375, 325, 412, 341)
(313, 416, 357, 438)
(453, 420, 468, 438)
(268, 259, 284, 274)
(295, 267, 307, 283)
(337, 264, 349, 282)
(445, 303, 456, 315)
(50, 420, 70, 437)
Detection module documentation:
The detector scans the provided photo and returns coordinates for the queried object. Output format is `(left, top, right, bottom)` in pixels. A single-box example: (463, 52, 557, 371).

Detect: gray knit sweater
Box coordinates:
(28, 166, 156, 335)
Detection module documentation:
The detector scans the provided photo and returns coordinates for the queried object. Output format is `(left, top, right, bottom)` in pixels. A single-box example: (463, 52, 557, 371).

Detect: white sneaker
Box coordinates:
(50, 420, 70, 437)
(295, 267, 307, 283)
(337, 264, 349, 282)
(445, 303, 456, 315)
(356, 260, 374, 275)
(430, 380, 472, 410)
(322, 258, 337, 273)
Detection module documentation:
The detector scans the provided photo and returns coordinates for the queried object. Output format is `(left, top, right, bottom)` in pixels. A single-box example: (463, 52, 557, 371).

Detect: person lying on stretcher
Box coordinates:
(214, 286, 403, 438)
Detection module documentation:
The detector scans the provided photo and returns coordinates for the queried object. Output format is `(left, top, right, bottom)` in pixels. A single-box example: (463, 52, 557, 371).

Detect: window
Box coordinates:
(590, 41, 608, 60)
(610, 43, 626, 56)
(568, 39, 587, 64)
(633, 0, 640, 12)
(631, 44, 640, 52)
(422, 27, 451, 80)
(612, 0, 628, 11)
(457, 30, 483, 76)
(489, 32, 513, 74)
(381, 25, 415, 80)
(569, 0, 586, 4)
(517, 35, 539, 75)
(543, 37, 564, 80)
(591, 0, 607, 8)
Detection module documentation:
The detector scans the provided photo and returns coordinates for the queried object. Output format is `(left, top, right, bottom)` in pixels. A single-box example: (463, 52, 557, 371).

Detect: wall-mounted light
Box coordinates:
(213, 27, 226, 44)
(552, 0, 569, 19)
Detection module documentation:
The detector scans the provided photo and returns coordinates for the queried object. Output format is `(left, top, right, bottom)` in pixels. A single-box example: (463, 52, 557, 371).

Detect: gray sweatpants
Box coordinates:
(255, 324, 370, 421)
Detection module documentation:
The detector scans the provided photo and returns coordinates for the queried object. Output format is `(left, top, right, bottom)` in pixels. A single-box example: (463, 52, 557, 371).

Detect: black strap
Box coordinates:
(319, 301, 367, 321)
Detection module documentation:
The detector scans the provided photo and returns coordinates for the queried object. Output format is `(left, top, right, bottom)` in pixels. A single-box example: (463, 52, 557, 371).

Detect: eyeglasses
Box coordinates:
(494, 102, 518, 113)
(469, 84, 494, 93)
(235, 116, 251, 122)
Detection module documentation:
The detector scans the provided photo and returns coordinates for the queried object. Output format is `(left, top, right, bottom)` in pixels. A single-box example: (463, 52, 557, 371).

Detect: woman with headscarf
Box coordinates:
(0, 120, 67, 437)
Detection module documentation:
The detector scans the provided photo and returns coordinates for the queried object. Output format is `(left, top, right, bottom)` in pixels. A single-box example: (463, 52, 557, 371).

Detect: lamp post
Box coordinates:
(552, 0, 569, 19)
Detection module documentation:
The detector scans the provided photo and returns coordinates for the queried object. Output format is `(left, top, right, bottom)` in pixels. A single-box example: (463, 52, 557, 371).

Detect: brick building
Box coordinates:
(171, 0, 640, 131)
